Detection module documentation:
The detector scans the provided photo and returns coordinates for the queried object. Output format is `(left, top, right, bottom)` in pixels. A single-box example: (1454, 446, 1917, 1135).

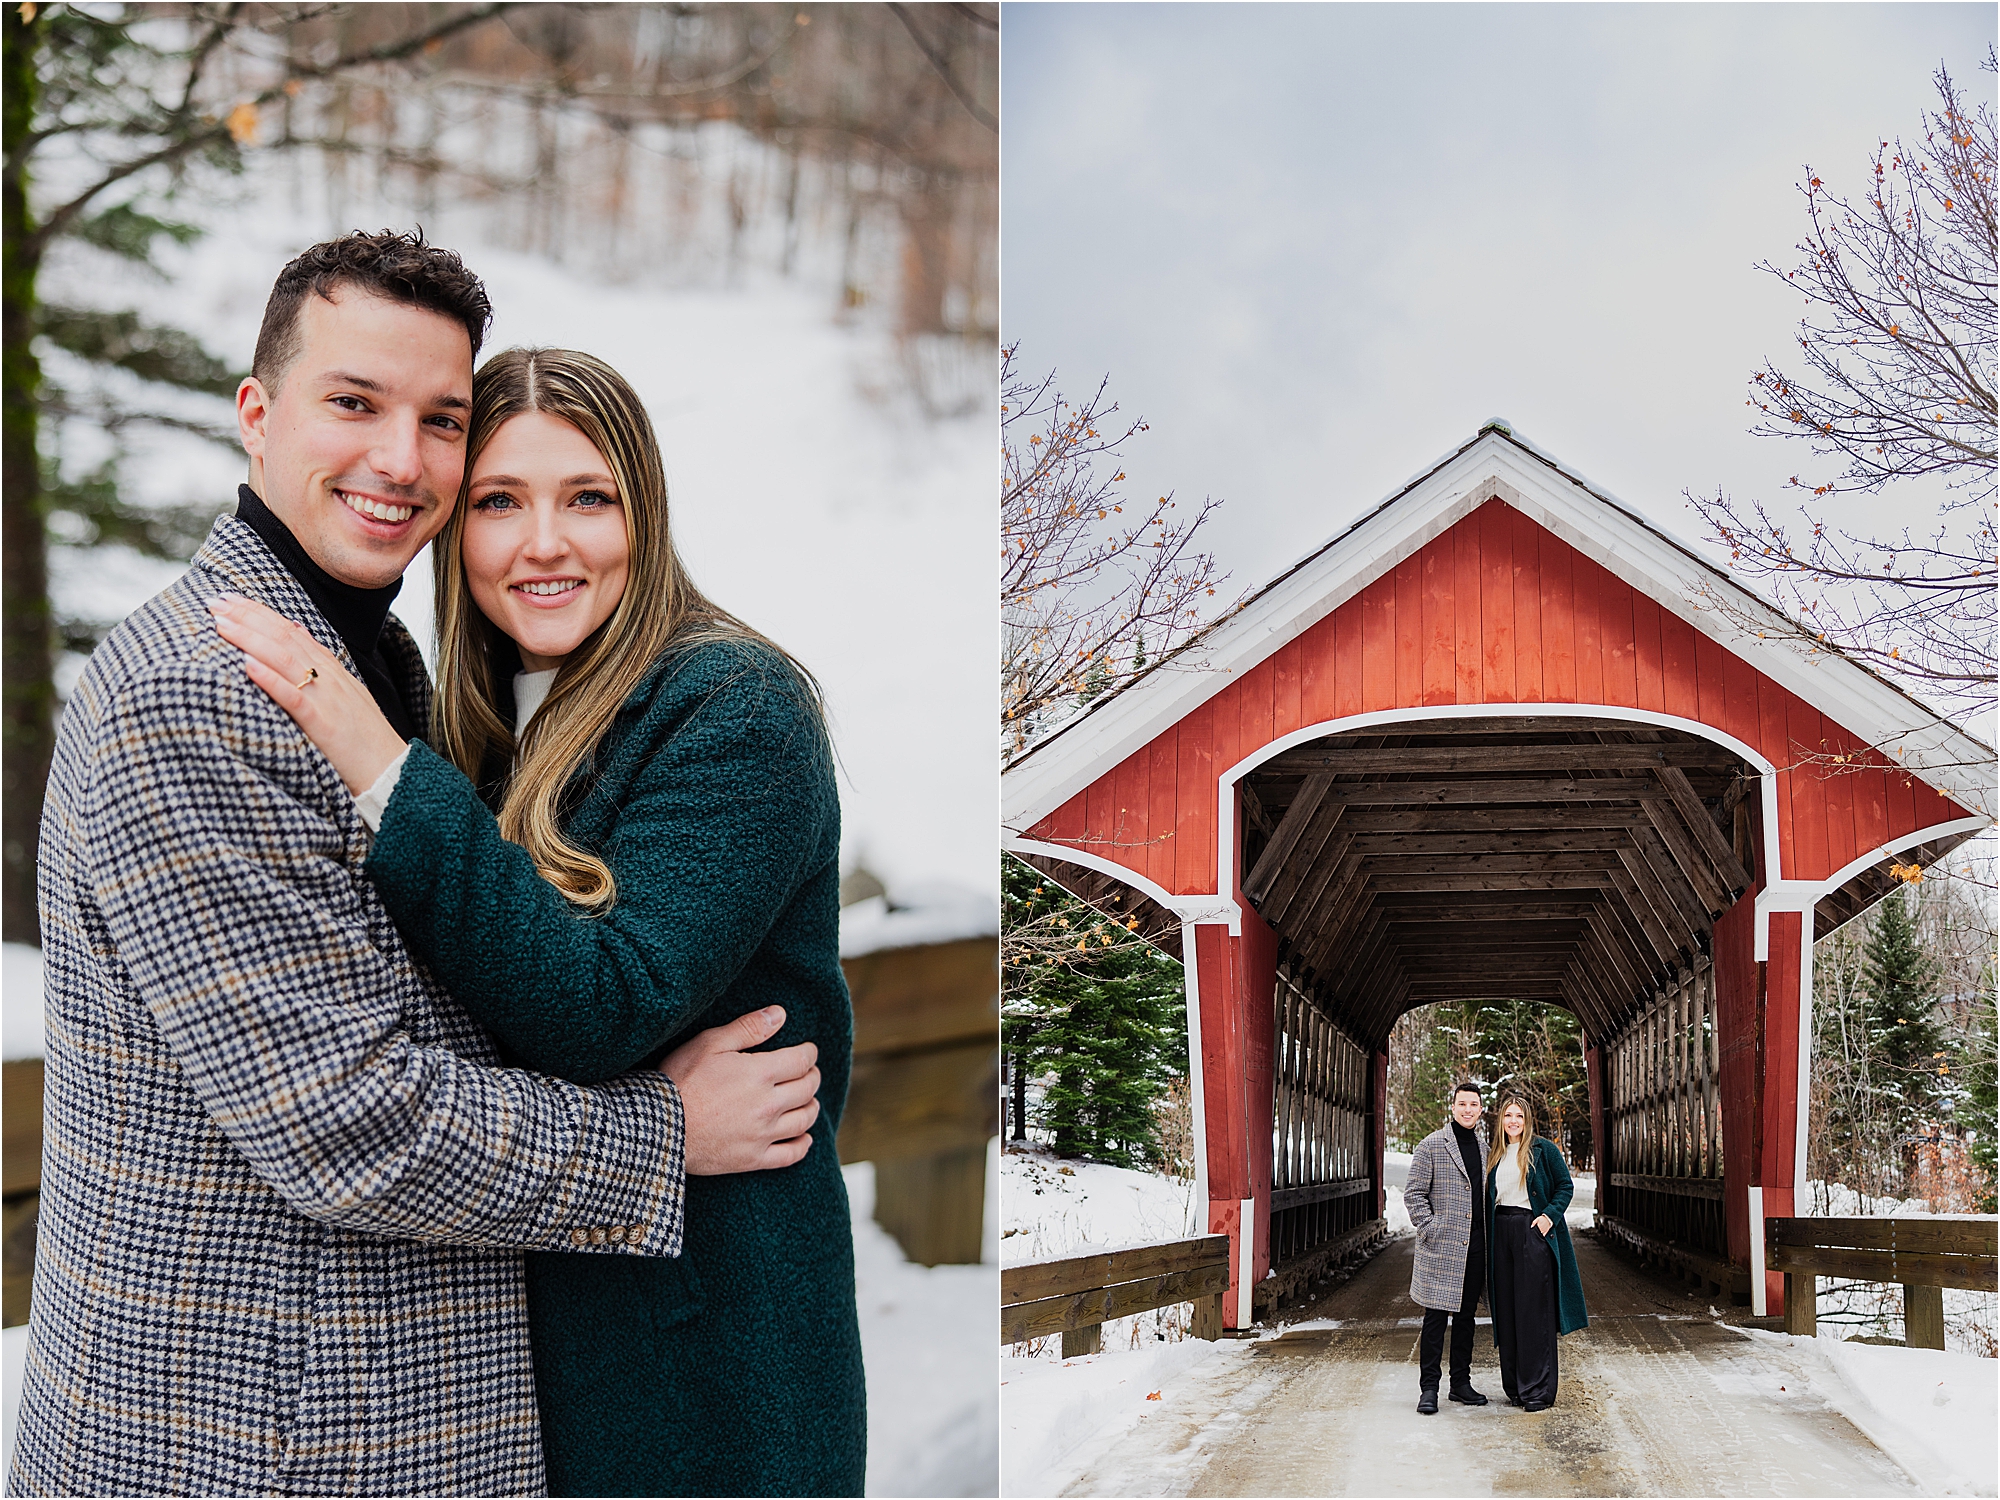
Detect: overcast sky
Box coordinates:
(1002, 3, 1993, 599)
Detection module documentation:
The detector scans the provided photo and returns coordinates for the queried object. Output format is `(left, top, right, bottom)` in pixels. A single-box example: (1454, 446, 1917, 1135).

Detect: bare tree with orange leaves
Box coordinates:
(1687, 52, 1995, 720)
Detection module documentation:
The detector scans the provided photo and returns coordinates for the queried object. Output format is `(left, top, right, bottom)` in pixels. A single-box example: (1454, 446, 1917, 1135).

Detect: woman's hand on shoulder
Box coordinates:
(209, 594, 406, 794)
(662, 1005, 820, 1175)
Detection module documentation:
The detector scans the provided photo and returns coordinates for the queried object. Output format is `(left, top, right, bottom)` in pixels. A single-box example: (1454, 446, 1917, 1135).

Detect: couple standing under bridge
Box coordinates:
(1404, 1081, 1589, 1414)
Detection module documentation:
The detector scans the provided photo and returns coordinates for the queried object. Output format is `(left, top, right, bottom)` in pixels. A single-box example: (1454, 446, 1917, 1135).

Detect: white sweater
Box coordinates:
(1493, 1145, 1532, 1208)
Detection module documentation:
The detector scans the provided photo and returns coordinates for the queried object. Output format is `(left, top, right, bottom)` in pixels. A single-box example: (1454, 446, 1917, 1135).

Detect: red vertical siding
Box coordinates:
(1512, 507, 1544, 700)
(1600, 571, 1639, 709)
(1542, 533, 1576, 702)
(1633, 594, 1665, 714)
(1787, 698, 1831, 881)
(1394, 554, 1423, 708)
(1421, 536, 1455, 707)
(1757, 678, 1795, 880)
(1145, 734, 1178, 891)
(1272, 638, 1303, 742)
(1333, 596, 1364, 720)
(1361, 574, 1395, 713)
(1480, 501, 1516, 703)
(1298, 614, 1337, 726)
(1713, 892, 1759, 1271)
(1110, 750, 1148, 869)
(1573, 548, 1605, 705)
(1660, 608, 1698, 722)
(1175, 705, 1215, 894)
(1453, 521, 1483, 703)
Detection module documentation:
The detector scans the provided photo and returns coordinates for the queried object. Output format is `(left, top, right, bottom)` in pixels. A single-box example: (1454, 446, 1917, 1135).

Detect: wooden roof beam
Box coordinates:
(1320, 778, 1675, 805)
(1267, 743, 1742, 776)
(1242, 771, 1332, 905)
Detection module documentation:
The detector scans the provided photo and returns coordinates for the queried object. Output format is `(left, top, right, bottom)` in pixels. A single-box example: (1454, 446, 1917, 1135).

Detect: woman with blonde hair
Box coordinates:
(213, 347, 865, 1495)
(1484, 1093, 1588, 1411)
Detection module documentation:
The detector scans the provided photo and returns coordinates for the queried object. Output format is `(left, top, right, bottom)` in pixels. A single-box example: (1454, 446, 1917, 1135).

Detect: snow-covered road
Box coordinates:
(1013, 1231, 1995, 1497)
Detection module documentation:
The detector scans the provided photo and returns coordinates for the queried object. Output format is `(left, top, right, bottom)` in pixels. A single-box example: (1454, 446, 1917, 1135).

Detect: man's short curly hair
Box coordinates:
(252, 229, 492, 393)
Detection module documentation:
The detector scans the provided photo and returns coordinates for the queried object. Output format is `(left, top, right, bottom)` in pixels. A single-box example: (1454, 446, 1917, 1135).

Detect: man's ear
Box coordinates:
(237, 375, 272, 461)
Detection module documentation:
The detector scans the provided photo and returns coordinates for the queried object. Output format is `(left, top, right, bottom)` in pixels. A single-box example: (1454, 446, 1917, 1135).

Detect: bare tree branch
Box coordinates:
(1687, 53, 1997, 721)
(1001, 343, 1234, 755)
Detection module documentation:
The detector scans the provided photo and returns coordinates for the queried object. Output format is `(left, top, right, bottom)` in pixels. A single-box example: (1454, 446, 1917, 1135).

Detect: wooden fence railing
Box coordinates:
(1765, 1215, 1999, 1349)
(1002, 1235, 1229, 1357)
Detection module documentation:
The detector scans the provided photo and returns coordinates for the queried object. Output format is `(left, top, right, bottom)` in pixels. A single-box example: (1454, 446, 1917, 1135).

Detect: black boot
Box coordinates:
(1417, 1387, 1439, 1415)
(1449, 1380, 1489, 1406)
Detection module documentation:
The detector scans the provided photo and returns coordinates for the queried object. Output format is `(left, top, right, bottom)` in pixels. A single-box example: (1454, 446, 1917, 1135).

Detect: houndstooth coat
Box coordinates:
(1404, 1122, 1488, 1311)
(10, 518, 687, 1499)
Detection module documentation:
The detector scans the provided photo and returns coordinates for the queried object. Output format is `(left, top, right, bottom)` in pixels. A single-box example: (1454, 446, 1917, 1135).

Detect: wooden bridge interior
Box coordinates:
(1236, 715, 1755, 1047)
(1239, 714, 1762, 1306)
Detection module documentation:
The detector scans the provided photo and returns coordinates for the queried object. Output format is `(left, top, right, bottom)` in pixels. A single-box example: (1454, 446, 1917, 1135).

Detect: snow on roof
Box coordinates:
(839, 883, 998, 959)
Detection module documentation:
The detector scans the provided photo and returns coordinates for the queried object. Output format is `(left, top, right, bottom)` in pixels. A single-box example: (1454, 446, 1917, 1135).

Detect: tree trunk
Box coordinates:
(2, 7, 51, 946)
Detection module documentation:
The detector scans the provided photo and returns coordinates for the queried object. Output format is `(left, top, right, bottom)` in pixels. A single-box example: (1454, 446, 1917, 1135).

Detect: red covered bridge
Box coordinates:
(1002, 422, 1992, 1328)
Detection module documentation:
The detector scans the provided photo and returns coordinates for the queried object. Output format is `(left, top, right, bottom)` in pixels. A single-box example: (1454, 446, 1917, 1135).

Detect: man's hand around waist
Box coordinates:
(663, 1006, 820, 1174)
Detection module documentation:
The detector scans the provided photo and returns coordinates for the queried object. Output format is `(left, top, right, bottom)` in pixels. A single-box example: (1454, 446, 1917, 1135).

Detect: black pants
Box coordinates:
(1492, 1205, 1559, 1404)
(1418, 1234, 1483, 1391)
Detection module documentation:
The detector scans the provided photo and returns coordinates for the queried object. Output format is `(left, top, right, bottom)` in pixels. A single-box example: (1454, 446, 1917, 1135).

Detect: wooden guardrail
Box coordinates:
(1765, 1215, 1999, 1349)
(1252, 1215, 1386, 1319)
(835, 936, 997, 1267)
(1002, 1234, 1229, 1357)
(1598, 1212, 1750, 1301)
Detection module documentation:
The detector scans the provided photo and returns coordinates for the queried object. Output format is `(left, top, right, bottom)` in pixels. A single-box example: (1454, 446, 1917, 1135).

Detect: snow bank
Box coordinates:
(1001, 1145, 1205, 1357)
(1567, 1168, 1598, 1230)
(2, 945, 42, 1061)
(846, 1156, 999, 1497)
(1383, 1183, 1413, 1234)
(999, 1146, 1198, 1270)
(1740, 1327, 1998, 1496)
(2, 1155, 996, 1494)
(1000, 1338, 1250, 1498)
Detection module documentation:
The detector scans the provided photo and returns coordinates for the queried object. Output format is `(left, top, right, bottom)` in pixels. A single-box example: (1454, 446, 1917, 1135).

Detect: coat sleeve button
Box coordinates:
(590, 1227, 607, 1245)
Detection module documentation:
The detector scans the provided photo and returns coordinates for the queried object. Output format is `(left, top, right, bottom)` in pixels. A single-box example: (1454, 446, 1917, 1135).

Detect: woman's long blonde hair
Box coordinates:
(431, 347, 819, 909)
(1485, 1092, 1540, 1186)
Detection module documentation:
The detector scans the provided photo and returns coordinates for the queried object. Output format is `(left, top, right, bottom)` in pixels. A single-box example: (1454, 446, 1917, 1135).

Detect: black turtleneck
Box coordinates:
(1451, 1119, 1486, 1250)
(234, 484, 417, 741)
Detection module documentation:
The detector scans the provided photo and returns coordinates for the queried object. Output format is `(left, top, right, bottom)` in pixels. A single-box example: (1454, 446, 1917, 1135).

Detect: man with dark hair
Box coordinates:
(1403, 1080, 1492, 1415)
(11, 231, 815, 1497)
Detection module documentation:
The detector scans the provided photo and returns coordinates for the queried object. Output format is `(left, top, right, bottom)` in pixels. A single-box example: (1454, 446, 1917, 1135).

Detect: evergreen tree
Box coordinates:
(1860, 890, 1949, 1149)
(1001, 856, 1187, 1168)
(3, 2, 512, 942)
(1953, 970, 1997, 1212)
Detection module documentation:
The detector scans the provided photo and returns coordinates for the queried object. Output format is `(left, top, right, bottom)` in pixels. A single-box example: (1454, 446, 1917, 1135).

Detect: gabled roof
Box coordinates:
(1003, 422, 1996, 831)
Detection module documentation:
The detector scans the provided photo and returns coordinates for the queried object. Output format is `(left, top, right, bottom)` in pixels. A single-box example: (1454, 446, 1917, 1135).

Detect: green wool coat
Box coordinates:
(1484, 1136, 1589, 1337)
(367, 639, 865, 1498)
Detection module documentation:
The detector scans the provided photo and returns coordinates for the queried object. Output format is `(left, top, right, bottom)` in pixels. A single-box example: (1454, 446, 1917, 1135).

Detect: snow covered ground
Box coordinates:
(1739, 1326, 1998, 1496)
(1001, 1334, 1255, 1498)
(849, 1153, 1000, 1498)
(2, 1153, 996, 1496)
